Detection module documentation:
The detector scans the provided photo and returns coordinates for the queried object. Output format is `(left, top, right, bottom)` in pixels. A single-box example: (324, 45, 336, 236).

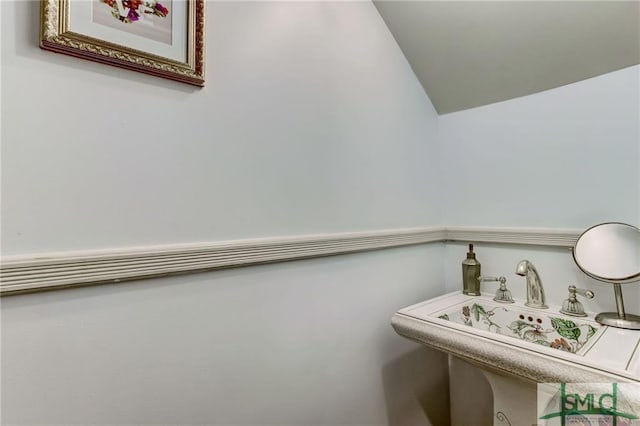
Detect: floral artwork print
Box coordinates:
(508, 316, 597, 353)
(462, 303, 507, 333)
(102, 0, 169, 24)
(437, 303, 599, 355)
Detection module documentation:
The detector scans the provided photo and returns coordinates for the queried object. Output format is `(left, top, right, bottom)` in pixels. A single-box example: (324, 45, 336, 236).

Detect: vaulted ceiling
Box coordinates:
(374, 1, 640, 114)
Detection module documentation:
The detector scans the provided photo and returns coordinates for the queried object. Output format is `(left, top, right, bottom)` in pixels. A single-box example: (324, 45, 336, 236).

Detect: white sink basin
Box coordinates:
(434, 300, 602, 356)
(392, 291, 640, 383)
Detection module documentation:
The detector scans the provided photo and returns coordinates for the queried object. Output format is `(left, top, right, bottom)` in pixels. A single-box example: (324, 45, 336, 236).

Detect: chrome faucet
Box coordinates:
(515, 260, 548, 309)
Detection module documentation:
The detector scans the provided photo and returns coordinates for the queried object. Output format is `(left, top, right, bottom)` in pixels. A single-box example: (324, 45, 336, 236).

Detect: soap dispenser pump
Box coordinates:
(462, 244, 481, 296)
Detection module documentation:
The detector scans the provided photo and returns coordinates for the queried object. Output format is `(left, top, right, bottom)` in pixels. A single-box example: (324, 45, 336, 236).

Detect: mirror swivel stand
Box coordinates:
(595, 283, 640, 330)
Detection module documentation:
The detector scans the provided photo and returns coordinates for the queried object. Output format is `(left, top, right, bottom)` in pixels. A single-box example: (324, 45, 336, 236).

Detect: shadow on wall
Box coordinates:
(449, 356, 493, 426)
(382, 346, 450, 426)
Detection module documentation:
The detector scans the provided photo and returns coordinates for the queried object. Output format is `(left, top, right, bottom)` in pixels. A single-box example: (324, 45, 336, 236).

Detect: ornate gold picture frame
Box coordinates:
(40, 0, 205, 86)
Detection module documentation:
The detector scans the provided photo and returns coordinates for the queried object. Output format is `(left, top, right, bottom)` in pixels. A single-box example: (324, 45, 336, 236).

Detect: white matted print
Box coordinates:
(69, 0, 186, 62)
(92, 0, 173, 46)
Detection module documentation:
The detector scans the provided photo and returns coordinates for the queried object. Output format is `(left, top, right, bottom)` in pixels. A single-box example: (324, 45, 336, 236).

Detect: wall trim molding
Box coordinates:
(445, 226, 581, 247)
(0, 226, 581, 295)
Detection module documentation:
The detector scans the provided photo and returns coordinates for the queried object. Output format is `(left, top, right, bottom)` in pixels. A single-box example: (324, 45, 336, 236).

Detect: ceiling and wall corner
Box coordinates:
(374, 0, 640, 114)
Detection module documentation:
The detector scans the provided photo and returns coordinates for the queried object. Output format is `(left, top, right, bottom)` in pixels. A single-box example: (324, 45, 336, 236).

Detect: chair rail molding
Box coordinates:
(445, 226, 581, 247)
(0, 226, 581, 295)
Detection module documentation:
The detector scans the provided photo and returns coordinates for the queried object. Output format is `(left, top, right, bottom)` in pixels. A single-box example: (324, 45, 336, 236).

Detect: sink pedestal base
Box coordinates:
(449, 356, 538, 425)
(481, 369, 537, 425)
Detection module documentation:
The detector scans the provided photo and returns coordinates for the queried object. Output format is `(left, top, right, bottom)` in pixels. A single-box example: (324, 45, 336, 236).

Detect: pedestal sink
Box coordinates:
(392, 292, 640, 425)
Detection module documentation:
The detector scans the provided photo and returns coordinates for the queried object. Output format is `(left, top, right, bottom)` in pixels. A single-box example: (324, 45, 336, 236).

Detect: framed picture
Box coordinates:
(40, 0, 205, 86)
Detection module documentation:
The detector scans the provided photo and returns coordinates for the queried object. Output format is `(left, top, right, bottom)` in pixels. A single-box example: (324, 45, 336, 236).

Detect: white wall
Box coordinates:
(1, 0, 441, 256)
(440, 65, 639, 229)
(1, 245, 449, 426)
(1, 1, 447, 425)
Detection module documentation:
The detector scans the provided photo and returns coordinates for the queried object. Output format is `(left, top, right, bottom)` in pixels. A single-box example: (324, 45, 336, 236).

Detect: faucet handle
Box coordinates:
(560, 285, 594, 317)
(570, 285, 594, 299)
(479, 276, 515, 303)
(479, 275, 506, 284)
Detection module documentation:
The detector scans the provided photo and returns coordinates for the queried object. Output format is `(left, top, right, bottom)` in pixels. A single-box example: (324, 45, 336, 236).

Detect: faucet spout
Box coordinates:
(515, 260, 548, 309)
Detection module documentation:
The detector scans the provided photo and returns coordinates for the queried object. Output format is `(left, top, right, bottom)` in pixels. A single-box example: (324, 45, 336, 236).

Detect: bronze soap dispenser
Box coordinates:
(462, 244, 481, 296)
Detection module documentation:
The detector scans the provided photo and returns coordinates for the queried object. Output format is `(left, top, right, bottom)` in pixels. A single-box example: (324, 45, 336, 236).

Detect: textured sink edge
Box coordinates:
(391, 313, 639, 384)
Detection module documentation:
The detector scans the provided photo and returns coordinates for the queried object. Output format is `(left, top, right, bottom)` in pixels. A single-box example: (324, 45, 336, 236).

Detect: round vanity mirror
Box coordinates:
(573, 222, 640, 283)
(572, 222, 640, 330)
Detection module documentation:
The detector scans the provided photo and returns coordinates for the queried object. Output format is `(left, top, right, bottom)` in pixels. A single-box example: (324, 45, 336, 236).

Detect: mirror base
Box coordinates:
(595, 312, 640, 330)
